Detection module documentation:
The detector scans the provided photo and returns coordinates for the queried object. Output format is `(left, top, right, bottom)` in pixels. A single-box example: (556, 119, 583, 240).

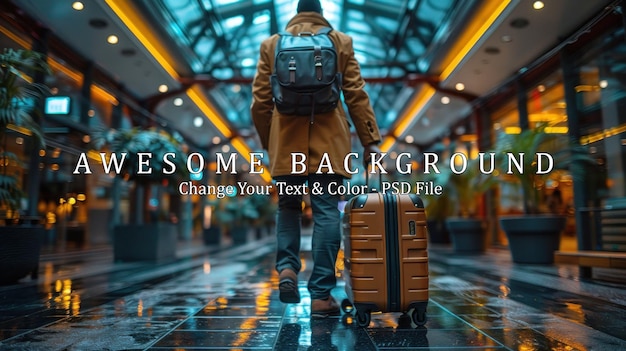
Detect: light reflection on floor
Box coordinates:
(0, 237, 624, 350)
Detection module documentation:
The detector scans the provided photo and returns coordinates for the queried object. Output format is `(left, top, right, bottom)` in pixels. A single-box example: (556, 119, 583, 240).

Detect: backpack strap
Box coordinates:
(278, 27, 332, 36)
(316, 27, 332, 35)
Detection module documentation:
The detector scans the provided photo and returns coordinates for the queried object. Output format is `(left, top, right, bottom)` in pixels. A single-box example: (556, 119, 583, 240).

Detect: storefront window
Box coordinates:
(527, 70, 577, 237)
(526, 70, 568, 133)
(491, 99, 519, 139)
(490, 69, 578, 241)
(575, 28, 625, 201)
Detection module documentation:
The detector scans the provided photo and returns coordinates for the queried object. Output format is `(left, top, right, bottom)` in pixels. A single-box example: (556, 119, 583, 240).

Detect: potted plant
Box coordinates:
(92, 127, 189, 262)
(416, 171, 453, 244)
(203, 193, 232, 246)
(249, 192, 276, 239)
(0, 48, 50, 284)
(218, 194, 260, 245)
(440, 154, 495, 253)
(493, 126, 594, 264)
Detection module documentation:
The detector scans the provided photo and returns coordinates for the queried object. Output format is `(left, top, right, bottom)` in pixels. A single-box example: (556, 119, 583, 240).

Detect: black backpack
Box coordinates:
(270, 27, 342, 119)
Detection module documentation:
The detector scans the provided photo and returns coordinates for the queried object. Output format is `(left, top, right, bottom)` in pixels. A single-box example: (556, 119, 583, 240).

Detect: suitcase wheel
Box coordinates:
(411, 306, 427, 326)
(340, 299, 354, 313)
(355, 309, 371, 327)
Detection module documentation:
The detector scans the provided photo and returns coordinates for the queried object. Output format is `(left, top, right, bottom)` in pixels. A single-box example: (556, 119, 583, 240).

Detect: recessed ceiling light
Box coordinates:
(158, 84, 168, 93)
(501, 35, 513, 43)
(405, 135, 414, 143)
(120, 48, 136, 57)
(484, 46, 500, 55)
(537, 84, 546, 92)
(441, 96, 450, 105)
(88, 18, 108, 29)
(107, 35, 119, 44)
(455, 83, 465, 91)
(193, 116, 204, 127)
(212, 136, 221, 144)
(72, 2, 84, 11)
(173, 97, 184, 106)
(510, 18, 530, 29)
(599, 80, 608, 88)
(532, 1, 545, 10)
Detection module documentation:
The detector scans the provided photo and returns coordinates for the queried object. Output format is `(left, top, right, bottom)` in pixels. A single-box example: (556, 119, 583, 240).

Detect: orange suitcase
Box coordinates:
(341, 192, 429, 327)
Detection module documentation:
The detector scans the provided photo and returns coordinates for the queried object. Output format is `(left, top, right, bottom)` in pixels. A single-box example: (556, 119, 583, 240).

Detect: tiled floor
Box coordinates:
(0, 234, 625, 350)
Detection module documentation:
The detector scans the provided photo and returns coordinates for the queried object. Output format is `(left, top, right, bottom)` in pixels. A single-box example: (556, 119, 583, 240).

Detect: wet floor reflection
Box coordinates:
(0, 241, 624, 350)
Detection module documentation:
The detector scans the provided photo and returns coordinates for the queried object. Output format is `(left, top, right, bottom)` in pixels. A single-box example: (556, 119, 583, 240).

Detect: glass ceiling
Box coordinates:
(139, 0, 460, 140)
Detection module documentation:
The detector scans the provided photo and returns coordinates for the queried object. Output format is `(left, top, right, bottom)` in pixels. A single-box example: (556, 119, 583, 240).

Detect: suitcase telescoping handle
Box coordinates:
(364, 167, 383, 193)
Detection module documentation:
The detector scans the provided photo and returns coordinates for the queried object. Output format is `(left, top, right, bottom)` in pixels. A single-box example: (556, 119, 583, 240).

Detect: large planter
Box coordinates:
(231, 226, 249, 245)
(500, 215, 565, 264)
(427, 220, 450, 244)
(0, 225, 45, 285)
(202, 226, 222, 246)
(446, 218, 485, 253)
(113, 222, 178, 262)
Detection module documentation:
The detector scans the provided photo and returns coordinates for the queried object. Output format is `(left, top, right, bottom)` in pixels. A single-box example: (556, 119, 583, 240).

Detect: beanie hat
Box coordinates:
(297, 0, 322, 13)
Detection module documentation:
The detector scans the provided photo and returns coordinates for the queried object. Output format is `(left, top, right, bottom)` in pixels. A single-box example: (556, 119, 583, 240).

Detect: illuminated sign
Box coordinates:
(45, 96, 71, 115)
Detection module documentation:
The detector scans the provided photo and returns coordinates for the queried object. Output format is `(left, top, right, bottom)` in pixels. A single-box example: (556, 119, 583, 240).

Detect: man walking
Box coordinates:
(251, 0, 381, 318)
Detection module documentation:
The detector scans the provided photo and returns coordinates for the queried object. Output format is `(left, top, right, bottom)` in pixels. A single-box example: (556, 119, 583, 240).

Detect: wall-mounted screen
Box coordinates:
(45, 96, 71, 115)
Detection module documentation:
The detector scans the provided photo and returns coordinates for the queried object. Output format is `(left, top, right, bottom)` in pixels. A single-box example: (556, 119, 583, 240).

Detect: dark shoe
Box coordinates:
(311, 296, 340, 319)
(279, 269, 300, 303)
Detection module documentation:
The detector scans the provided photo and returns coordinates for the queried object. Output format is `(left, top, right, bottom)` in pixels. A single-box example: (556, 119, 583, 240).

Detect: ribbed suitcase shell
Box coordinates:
(342, 192, 428, 326)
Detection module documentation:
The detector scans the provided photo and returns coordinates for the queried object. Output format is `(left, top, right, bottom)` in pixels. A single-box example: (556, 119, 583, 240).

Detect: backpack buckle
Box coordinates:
(289, 57, 296, 83)
(314, 48, 323, 80)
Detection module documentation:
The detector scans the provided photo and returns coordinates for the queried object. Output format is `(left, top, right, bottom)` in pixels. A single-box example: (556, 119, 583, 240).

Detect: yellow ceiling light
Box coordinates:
(105, 0, 179, 78)
(105, 0, 263, 178)
(440, 0, 512, 81)
(505, 126, 521, 134)
(0, 24, 31, 48)
(48, 60, 82, 84)
(383, 0, 511, 152)
(544, 127, 568, 134)
(459, 134, 477, 142)
(7, 124, 33, 136)
(381, 86, 435, 151)
(528, 113, 561, 122)
(187, 86, 232, 139)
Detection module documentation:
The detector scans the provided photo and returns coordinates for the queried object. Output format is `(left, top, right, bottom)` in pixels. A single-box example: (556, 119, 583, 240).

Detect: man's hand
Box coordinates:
(363, 143, 381, 168)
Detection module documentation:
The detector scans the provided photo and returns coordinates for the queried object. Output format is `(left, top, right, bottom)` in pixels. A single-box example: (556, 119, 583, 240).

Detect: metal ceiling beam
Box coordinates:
(179, 73, 478, 101)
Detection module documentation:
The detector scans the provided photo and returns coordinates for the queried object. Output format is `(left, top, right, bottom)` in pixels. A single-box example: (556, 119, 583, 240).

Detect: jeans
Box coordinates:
(274, 174, 343, 300)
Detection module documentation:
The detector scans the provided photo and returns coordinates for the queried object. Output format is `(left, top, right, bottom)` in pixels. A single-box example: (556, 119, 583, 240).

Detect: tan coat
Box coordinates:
(251, 12, 381, 178)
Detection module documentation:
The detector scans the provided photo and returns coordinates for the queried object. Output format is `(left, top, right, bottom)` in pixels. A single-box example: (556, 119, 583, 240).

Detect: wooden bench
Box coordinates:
(554, 250, 626, 270)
